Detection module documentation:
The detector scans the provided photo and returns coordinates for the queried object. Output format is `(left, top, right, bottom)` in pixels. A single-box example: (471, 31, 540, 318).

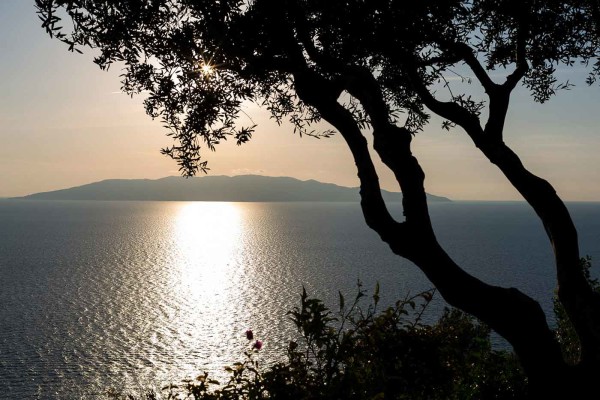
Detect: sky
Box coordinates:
(1, 1, 599, 200)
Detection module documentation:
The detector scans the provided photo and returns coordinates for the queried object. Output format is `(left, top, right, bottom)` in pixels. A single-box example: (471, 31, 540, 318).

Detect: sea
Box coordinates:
(0, 200, 599, 399)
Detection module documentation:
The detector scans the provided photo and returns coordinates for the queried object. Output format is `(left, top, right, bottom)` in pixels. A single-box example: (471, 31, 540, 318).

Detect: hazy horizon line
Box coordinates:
(2, 174, 599, 203)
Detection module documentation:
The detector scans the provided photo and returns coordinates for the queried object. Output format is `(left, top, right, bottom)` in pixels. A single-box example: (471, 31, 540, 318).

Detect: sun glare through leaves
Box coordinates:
(199, 62, 215, 77)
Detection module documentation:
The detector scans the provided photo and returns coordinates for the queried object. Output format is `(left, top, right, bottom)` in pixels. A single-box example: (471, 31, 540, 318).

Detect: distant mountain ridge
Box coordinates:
(16, 175, 450, 202)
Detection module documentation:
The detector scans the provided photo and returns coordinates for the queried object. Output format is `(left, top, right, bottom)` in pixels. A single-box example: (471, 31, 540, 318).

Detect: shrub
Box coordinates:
(111, 283, 527, 399)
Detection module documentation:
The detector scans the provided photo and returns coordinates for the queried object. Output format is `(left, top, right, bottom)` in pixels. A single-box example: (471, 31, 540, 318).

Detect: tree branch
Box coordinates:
(408, 30, 600, 369)
(503, 10, 530, 91)
(336, 67, 566, 389)
(290, 4, 343, 73)
(452, 42, 498, 94)
(341, 66, 432, 231)
(473, 137, 600, 367)
(483, 86, 511, 142)
(293, 69, 400, 237)
(405, 65, 484, 137)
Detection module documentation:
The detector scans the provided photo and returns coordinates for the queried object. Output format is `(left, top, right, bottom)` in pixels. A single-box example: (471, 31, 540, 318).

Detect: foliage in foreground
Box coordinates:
(111, 284, 527, 400)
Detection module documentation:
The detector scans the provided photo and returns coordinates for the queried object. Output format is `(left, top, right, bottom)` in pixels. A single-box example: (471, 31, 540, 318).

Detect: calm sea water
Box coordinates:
(0, 200, 599, 399)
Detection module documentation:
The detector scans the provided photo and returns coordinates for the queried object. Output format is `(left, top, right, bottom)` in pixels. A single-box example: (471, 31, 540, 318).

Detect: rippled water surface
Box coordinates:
(1, 200, 599, 398)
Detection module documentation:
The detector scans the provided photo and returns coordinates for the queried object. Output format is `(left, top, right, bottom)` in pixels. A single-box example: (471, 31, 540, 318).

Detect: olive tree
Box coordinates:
(35, 0, 600, 396)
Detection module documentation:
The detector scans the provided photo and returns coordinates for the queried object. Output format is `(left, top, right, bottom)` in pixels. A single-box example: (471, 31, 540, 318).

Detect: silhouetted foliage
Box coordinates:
(35, 1, 600, 174)
(37, 1, 600, 397)
(109, 285, 527, 400)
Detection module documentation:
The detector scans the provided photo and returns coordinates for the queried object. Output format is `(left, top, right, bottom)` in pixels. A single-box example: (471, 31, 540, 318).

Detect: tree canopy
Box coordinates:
(36, 0, 600, 397)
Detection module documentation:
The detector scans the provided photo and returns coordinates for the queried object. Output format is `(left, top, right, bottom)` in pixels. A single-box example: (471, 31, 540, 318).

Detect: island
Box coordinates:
(16, 175, 450, 202)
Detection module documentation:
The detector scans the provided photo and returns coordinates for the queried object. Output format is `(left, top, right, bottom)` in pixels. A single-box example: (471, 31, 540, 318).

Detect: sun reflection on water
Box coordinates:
(173, 202, 244, 301)
(168, 202, 245, 378)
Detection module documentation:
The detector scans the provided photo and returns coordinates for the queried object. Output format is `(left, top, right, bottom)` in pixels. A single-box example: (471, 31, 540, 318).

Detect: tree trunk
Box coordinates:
(292, 68, 579, 397)
(474, 138, 600, 369)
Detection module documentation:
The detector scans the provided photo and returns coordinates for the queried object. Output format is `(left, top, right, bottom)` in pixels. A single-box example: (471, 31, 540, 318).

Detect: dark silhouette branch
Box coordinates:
(408, 45, 600, 369)
(293, 69, 400, 238)
(338, 67, 566, 391)
(484, 86, 511, 142)
(473, 138, 600, 368)
(406, 65, 484, 137)
(503, 13, 530, 91)
(442, 42, 510, 142)
(452, 42, 498, 94)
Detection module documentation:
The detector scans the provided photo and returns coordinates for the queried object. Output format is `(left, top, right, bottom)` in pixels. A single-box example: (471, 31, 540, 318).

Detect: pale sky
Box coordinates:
(1, 1, 599, 200)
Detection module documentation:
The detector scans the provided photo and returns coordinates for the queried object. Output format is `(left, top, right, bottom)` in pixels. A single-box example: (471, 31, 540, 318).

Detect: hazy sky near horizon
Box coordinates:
(1, 1, 600, 200)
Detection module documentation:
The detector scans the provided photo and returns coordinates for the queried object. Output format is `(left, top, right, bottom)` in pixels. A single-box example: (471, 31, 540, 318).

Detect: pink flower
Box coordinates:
(245, 329, 254, 340)
(253, 340, 263, 350)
